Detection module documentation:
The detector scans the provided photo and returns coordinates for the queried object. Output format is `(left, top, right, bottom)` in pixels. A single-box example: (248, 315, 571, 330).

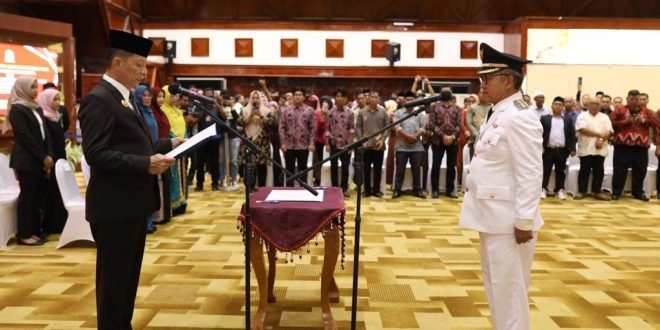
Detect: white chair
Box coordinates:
(0, 154, 19, 248)
(80, 155, 90, 185)
(565, 155, 581, 196)
(54, 159, 94, 249)
(645, 144, 657, 196)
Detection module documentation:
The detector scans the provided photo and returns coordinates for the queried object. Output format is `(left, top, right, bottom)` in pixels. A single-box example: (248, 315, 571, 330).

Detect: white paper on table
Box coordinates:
(265, 189, 324, 202)
(165, 125, 217, 158)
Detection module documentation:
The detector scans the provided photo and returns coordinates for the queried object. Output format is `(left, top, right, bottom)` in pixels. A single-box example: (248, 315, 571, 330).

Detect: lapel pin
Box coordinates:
(121, 100, 130, 108)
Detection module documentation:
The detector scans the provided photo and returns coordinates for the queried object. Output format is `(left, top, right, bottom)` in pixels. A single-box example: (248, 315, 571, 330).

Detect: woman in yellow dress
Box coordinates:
(161, 85, 187, 215)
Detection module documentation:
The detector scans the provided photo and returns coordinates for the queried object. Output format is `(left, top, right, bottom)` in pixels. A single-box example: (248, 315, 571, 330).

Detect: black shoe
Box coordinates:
(343, 191, 351, 198)
(446, 192, 458, 199)
(633, 193, 650, 201)
(413, 192, 426, 199)
(146, 227, 156, 234)
(431, 191, 439, 199)
(194, 186, 203, 192)
(362, 191, 371, 198)
(373, 191, 384, 198)
(611, 194, 620, 200)
(392, 191, 401, 199)
(211, 185, 220, 191)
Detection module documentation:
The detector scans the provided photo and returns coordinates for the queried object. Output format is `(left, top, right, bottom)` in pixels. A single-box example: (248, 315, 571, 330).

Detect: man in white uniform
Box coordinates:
(459, 43, 544, 330)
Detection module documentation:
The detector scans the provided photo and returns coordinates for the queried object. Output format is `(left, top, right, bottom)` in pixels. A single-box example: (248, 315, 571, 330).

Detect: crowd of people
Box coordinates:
(5, 76, 660, 244)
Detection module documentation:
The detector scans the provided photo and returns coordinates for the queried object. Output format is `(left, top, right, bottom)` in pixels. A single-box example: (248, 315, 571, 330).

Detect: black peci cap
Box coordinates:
(478, 43, 532, 75)
(108, 29, 153, 58)
(553, 96, 565, 103)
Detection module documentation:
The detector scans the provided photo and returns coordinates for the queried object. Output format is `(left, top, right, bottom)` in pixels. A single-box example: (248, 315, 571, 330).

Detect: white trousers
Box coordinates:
(479, 232, 536, 330)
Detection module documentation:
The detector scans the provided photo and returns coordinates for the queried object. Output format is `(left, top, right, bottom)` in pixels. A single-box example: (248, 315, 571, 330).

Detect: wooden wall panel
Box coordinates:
(371, 39, 388, 58)
(326, 39, 344, 58)
(149, 37, 165, 56)
(191, 37, 209, 57)
(235, 38, 253, 57)
(107, 9, 127, 30)
(460, 40, 478, 59)
(280, 38, 298, 57)
(417, 40, 434, 58)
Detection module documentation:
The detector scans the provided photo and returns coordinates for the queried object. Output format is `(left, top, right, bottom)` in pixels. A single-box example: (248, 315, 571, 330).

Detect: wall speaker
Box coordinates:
(164, 40, 177, 60)
(386, 42, 400, 65)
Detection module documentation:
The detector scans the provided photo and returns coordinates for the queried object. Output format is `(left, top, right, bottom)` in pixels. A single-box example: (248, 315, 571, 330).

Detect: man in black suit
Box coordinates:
(540, 96, 576, 200)
(78, 30, 183, 329)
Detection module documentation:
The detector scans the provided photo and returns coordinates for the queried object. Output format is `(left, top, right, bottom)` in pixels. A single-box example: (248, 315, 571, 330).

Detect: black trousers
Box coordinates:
(578, 155, 605, 194)
(90, 219, 146, 329)
(431, 144, 457, 193)
(186, 152, 197, 183)
(394, 151, 423, 193)
(542, 148, 568, 191)
(330, 145, 351, 192)
(313, 141, 325, 185)
(271, 139, 284, 186)
(245, 164, 267, 191)
(422, 143, 430, 191)
(196, 139, 220, 188)
(15, 170, 46, 239)
(363, 149, 384, 194)
(284, 149, 309, 187)
(612, 145, 648, 196)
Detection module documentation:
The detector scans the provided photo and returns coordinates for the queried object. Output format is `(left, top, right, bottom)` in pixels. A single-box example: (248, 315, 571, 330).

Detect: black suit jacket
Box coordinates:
(79, 79, 172, 223)
(9, 104, 53, 172)
(540, 114, 576, 153)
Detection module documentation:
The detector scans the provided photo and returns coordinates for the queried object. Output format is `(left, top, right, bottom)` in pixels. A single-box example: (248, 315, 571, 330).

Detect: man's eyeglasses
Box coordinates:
(478, 74, 510, 85)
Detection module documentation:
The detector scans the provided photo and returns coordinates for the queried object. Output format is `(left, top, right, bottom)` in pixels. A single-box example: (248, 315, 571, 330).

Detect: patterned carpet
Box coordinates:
(0, 175, 659, 329)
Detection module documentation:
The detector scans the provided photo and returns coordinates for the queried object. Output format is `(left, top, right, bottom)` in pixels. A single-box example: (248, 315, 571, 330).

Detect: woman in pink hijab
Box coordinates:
(36, 87, 69, 234)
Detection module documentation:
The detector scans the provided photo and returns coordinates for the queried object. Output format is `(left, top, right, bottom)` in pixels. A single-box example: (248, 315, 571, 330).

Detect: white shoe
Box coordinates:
(541, 188, 547, 199)
(557, 189, 567, 200)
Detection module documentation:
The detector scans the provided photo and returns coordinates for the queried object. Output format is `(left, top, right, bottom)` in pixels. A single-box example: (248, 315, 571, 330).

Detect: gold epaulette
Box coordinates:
(514, 99, 529, 110)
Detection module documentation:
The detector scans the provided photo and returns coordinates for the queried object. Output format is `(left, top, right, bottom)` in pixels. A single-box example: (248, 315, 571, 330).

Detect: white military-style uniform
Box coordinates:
(459, 91, 544, 330)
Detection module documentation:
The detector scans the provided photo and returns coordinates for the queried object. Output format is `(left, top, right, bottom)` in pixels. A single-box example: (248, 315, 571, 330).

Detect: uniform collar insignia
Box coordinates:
(514, 99, 529, 110)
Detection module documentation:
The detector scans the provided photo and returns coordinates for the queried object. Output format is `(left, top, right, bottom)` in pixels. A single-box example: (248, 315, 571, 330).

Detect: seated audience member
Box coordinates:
(540, 97, 576, 200)
(609, 90, 658, 201)
(392, 91, 426, 199)
(325, 88, 354, 197)
(574, 97, 613, 200)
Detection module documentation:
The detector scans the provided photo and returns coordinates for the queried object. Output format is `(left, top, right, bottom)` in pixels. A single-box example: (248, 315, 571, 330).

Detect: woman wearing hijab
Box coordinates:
(6, 77, 53, 245)
(161, 85, 187, 216)
(135, 85, 158, 233)
(36, 88, 68, 234)
(150, 87, 172, 224)
(238, 91, 273, 190)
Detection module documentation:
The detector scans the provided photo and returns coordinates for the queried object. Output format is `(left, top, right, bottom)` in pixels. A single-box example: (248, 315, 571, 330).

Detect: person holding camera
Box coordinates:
(609, 89, 658, 201)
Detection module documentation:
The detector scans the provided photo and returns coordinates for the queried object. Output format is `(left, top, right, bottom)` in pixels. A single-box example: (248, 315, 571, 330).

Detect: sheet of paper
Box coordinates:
(265, 189, 324, 202)
(165, 125, 216, 158)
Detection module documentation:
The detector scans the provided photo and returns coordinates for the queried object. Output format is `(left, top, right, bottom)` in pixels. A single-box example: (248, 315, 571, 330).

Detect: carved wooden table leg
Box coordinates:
(267, 246, 277, 303)
(321, 227, 340, 330)
(249, 238, 268, 330)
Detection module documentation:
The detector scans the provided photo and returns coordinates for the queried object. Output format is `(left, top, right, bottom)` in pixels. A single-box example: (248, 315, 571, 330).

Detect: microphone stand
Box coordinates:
(188, 100, 318, 330)
(285, 104, 429, 330)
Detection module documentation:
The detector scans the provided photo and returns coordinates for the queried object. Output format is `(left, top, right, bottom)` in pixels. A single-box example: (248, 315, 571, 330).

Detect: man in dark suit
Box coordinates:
(540, 96, 576, 200)
(78, 30, 183, 329)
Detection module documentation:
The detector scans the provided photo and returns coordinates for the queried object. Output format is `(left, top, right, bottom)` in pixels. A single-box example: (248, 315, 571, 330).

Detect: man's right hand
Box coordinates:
(514, 228, 533, 244)
(149, 154, 175, 174)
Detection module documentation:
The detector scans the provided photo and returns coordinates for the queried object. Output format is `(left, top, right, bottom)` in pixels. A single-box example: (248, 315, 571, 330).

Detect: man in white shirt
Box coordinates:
(460, 43, 543, 330)
(532, 91, 550, 119)
(574, 97, 613, 200)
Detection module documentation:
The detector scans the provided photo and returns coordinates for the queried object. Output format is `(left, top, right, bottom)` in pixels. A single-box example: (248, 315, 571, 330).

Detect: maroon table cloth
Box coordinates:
(237, 187, 346, 252)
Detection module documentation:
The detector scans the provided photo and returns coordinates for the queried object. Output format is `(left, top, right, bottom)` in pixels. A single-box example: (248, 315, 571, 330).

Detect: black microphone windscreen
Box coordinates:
(168, 83, 181, 95)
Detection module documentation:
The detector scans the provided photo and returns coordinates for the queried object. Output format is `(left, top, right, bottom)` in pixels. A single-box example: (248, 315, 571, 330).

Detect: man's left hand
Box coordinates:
(171, 137, 186, 148)
(514, 228, 533, 244)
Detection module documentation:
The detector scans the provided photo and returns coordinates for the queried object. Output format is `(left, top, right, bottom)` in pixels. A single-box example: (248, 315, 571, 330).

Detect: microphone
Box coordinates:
(168, 83, 214, 105)
(401, 94, 444, 108)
